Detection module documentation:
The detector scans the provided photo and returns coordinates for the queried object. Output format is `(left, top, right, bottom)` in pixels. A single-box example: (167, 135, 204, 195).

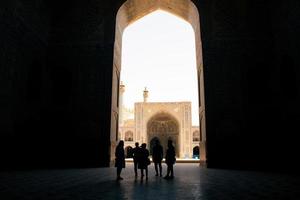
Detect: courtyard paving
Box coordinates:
(0, 163, 299, 200)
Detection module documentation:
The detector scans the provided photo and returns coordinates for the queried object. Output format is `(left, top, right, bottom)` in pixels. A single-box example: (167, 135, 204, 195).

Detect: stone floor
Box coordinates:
(0, 163, 299, 200)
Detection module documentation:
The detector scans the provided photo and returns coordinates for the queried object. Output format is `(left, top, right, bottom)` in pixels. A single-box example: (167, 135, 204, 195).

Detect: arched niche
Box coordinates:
(124, 130, 133, 141)
(193, 130, 200, 142)
(193, 146, 200, 158)
(125, 146, 133, 158)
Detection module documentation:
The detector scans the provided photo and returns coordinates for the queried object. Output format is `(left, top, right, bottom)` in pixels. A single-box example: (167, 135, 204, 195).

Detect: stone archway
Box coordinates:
(110, 0, 207, 166)
(125, 146, 133, 158)
(147, 113, 179, 157)
(193, 146, 200, 159)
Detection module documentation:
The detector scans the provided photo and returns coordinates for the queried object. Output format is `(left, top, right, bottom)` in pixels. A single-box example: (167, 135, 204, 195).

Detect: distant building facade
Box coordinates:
(119, 85, 200, 158)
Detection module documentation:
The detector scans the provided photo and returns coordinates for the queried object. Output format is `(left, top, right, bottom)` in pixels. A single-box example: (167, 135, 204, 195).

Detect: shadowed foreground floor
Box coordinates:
(0, 163, 299, 200)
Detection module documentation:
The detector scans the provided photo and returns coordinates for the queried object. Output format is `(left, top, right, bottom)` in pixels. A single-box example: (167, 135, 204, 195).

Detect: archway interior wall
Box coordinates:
(147, 112, 180, 157)
(111, 0, 206, 164)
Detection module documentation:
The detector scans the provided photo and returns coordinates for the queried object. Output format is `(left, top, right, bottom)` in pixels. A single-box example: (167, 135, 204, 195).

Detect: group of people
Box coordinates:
(115, 139, 176, 181)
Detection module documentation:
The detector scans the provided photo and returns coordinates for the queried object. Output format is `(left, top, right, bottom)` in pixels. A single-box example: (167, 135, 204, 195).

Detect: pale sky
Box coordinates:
(120, 10, 199, 125)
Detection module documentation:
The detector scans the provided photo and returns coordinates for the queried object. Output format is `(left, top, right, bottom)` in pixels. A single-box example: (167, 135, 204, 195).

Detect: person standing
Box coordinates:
(152, 140, 163, 177)
(164, 139, 176, 179)
(138, 143, 150, 180)
(115, 140, 125, 180)
(132, 142, 140, 177)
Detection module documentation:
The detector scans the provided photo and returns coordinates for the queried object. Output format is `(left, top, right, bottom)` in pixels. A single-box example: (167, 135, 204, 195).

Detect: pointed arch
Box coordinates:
(110, 0, 207, 166)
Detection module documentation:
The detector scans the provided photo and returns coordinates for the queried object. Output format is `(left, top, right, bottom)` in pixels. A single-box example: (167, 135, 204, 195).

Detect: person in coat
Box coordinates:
(164, 139, 176, 179)
(138, 143, 150, 180)
(152, 140, 163, 177)
(132, 142, 141, 177)
(115, 140, 125, 180)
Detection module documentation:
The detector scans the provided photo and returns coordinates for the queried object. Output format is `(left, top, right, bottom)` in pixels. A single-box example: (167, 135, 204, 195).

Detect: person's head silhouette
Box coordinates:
(141, 143, 146, 149)
(135, 142, 139, 147)
(155, 140, 160, 146)
(118, 140, 124, 147)
(168, 139, 173, 148)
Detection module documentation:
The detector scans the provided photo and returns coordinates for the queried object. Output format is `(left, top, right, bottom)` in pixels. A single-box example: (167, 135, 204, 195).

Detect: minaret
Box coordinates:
(143, 87, 149, 103)
(119, 82, 125, 125)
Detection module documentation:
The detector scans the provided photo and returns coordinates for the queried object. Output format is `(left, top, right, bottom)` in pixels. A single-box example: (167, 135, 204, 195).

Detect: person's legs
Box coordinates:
(164, 164, 170, 179)
(158, 162, 162, 176)
(154, 162, 158, 176)
(134, 160, 138, 176)
(141, 169, 144, 178)
(117, 167, 123, 180)
(145, 167, 148, 180)
(170, 164, 174, 178)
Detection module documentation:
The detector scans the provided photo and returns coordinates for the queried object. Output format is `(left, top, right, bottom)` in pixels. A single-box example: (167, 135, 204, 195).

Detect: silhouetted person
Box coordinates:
(152, 140, 163, 177)
(115, 140, 125, 180)
(138, 143, 150, 180)
(132, 142, 140, 177)
(164, 139, 176, 179)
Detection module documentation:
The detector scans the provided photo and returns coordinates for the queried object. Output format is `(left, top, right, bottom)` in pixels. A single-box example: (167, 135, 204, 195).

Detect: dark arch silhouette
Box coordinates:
(125, 146, 133, 158)
(193, 146, 200, 159)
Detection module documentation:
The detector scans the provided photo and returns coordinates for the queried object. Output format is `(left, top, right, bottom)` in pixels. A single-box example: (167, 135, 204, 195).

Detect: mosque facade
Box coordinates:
(118, 84, 200, 159)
